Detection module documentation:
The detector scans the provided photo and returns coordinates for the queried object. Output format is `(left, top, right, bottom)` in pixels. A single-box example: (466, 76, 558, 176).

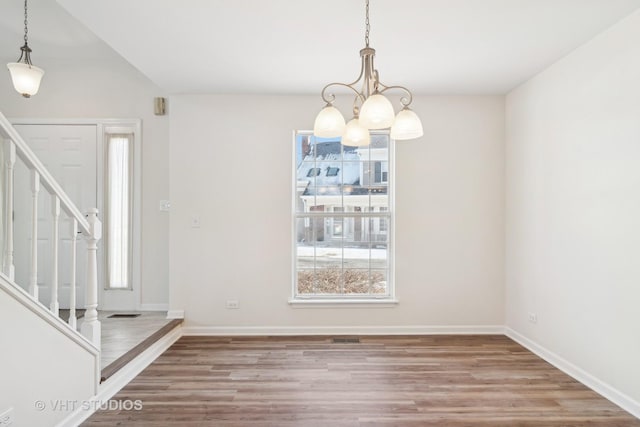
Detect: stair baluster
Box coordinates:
(29, 169, 39, 299)
(69, 218, 78, 329)
(50, 194, 60, 316)
(3, 140, 15, 281)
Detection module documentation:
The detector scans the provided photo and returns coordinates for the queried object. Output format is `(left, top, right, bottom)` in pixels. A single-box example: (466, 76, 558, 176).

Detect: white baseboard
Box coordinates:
(166, 309, 184, 319)
(182, 324, 505, 336)
(137, 303, 169, 311)
(505, 327, 640, 419)
(58, 324, 183, 427)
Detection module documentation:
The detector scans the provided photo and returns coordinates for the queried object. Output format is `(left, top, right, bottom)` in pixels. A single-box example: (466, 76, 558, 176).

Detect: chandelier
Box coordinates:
(7, 0, 45, 98)
(313, 0, 423, 146)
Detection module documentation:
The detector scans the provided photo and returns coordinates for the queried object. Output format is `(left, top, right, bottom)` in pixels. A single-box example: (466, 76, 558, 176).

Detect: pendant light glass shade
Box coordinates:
(313, 104, 346, 137)
(390, 107, 423, 140)
(7, 62, 44, 98)
(359, 93, 395, 129)
(341, 118, 371, 147)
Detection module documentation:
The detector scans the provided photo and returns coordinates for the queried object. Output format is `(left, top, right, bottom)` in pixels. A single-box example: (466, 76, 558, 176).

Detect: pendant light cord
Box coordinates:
(364, 0, 370, 47)
(23, 0, 29, 45)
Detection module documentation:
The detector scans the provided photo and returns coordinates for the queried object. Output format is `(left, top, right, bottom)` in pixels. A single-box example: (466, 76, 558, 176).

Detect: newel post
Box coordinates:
(81, 208, 102, 349)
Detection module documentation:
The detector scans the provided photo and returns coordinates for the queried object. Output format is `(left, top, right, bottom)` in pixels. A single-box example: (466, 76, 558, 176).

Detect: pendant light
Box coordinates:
(313, 0, 423, 143)
(7, 0, 45, 98)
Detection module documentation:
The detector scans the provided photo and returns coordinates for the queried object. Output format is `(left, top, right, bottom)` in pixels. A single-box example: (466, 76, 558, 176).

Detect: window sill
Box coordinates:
(288, 298, 399, 308)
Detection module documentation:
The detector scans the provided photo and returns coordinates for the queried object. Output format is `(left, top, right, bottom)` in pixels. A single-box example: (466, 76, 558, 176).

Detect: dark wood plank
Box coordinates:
(100, 319, 183, 383)
(84, 335, 640, 426)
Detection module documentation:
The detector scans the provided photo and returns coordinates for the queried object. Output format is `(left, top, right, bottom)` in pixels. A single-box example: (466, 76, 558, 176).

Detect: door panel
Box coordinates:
(13, 125, 97, 310)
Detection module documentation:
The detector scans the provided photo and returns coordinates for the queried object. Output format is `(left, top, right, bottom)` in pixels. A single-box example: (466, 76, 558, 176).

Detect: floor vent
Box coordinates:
(332, 337, 360, 344)
(107, 313, 141, 318)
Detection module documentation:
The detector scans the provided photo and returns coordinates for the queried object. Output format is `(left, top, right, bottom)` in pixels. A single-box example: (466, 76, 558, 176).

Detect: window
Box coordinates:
(293, 132, 393, 300)
(374, 161, 388, 183)
(326, 166, 340, 177)
(106, 133, 133, 289)
(306, 167, 321, 177)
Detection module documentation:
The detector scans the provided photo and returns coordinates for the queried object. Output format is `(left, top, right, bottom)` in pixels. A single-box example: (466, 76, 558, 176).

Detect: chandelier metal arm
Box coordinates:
(378, 84, 414, 107)
(321, 45, 380, 110)
(320, 73, 368, 106)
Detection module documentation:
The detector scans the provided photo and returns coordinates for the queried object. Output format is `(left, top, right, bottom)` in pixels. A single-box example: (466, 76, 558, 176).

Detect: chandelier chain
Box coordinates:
(23, 0, 28, 44)
(365, 0, 370, 47)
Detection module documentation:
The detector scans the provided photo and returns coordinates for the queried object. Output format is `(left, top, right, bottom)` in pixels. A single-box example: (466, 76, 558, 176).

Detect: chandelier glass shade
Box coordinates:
(313, 104, 346, 138)
(313, 0, 423, 144)
(359, 93, 395, 129)
(7, 0, 44, 98)
(390, 107, 424, 140)
(342, 117, 371, 147)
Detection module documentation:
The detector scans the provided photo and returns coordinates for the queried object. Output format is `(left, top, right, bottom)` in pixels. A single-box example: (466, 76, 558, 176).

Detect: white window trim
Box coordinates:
(102, 124, 141, 295)
(290, 130, 396, 305)
(287, 298, 399, 307)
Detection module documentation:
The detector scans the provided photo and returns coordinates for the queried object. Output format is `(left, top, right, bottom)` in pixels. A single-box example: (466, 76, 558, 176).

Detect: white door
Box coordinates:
(13, 125, 97, 310)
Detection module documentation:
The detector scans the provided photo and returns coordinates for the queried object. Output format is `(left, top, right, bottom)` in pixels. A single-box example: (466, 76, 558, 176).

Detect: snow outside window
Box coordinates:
(293, 131, 394, 300)
(106, 134, 132, 289)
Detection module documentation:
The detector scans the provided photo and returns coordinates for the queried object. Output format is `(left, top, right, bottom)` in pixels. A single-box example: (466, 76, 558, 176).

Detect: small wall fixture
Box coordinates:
(7, 0, 44, 98)
(154, 97, 166, 115)
(313, 0, 423, 145)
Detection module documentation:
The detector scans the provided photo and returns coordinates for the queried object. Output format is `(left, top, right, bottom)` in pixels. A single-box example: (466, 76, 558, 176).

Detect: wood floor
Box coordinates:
(83, 335, 640, 426)
(99, 311, 176, 369)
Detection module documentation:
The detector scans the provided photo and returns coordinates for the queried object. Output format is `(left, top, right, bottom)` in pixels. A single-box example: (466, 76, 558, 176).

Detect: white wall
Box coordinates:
(0, 57, 170, 308)
(169, 94, 504, 330)
(506, 9, 640, 407)
(0, 275, 98, 427)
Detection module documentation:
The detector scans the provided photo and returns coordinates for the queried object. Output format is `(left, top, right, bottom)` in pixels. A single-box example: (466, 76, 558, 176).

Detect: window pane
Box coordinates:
(297, 270, 316, 294)
(314, 267, 344, 294)
(107, 134, 131, 289)
(371, 242, 388, 269)
(370, 270, 388, 294)
(343, 269, 372, 294)
(343, 246, 370, 270)
(315, 234, 343, 267)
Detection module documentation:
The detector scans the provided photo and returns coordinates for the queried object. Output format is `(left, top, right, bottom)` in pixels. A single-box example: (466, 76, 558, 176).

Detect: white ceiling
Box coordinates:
(2, 0, 640, 94)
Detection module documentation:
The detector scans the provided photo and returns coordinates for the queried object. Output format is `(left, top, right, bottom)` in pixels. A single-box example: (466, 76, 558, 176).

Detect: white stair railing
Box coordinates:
(0, 111, 101, 349)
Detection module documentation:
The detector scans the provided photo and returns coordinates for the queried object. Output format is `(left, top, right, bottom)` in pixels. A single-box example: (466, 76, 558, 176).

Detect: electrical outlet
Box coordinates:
(226, 300, 239, 309)
(190, 216, 201, 228)
(528, 313, 538, 324)
(159, 200, 171, 212)
(0, 407, 14, 427)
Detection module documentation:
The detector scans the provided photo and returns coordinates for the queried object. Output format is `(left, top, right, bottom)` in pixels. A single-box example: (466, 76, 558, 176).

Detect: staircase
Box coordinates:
(0, 111, 102, 426)
(0, 111, 101, 344)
